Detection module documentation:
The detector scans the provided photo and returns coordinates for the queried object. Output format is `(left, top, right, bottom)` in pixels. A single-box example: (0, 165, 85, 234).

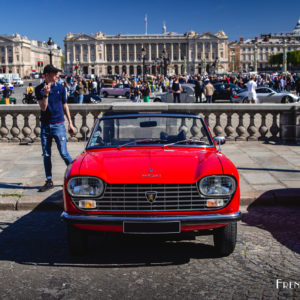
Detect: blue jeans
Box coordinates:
(76, 94, 84, 104)
(41, 122, 73, 179)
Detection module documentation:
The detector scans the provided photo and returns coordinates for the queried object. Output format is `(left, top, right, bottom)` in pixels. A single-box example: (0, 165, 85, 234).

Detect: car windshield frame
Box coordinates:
(86, 113, 214, 150)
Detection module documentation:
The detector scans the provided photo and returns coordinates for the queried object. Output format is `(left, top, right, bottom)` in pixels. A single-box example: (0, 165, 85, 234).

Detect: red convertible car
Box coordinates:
(62, 113, 241, 256)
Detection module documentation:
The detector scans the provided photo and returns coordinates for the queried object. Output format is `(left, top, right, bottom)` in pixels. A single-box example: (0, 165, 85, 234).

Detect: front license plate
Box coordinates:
(123, 221, 181, 234)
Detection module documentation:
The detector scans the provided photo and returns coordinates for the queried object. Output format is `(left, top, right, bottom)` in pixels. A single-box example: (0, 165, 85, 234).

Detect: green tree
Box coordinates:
(269, 50, 300, 66)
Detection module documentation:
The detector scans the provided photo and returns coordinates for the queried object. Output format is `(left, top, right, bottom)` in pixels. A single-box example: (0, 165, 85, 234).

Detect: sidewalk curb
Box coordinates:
(1, 190, 300, 211)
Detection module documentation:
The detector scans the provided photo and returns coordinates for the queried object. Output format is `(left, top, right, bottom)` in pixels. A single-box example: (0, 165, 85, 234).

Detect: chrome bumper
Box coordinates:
(61, 211, 242, 225)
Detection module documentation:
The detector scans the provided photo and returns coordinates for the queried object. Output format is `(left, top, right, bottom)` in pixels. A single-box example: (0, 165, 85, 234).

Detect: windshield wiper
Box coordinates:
(118, 138, 167, 149)
(163, 139, 207, 148)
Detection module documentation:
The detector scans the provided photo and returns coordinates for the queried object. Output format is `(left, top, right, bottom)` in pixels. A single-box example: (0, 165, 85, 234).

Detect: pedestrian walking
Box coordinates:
(3, 83, 12, 104)
(35, 64, 75, 192)
(194, 79, 203, 103)
(246, 76, 257, 104)
(74, 78, 84, 104)
(130, 81, 141, 102)
(204, 79, 215, 103)
(141, 81, 151, 102)
(172, 77, 182, 103)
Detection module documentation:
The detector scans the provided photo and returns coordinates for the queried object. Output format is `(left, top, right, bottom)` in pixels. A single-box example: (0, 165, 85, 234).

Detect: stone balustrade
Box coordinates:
(0, 103, 299, 143)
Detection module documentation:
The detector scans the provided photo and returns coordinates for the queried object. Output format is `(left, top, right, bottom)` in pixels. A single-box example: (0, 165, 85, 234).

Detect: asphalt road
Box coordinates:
(0, 206, 299, 299)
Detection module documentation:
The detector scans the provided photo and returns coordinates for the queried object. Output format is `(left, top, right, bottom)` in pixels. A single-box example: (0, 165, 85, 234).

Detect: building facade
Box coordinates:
(0, 34, 62, 77)
(229, 18, 300, 73)
(64, 28, 229, 76)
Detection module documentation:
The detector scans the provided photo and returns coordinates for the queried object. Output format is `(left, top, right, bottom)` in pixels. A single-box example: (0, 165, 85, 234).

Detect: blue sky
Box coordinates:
(1, 0, 300, 48)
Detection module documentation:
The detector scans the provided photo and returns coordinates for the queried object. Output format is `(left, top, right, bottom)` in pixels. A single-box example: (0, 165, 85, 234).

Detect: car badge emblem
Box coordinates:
(145, 191, 157, 203)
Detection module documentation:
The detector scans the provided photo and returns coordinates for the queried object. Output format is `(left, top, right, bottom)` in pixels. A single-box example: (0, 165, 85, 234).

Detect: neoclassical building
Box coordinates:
(229, 18, 300, 72)
(0, 34, 62, 77)
(64, 27, 229, 76)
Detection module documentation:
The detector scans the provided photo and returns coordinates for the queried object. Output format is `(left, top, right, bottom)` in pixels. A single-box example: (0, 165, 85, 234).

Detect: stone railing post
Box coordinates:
(10, 113, 21, 143)
(213, 113, 224, 137)
(0, 113, 9, 142)
(33, 113, 41, 142)
(21, 113, 33, 143)
(224, 112, 235, 141)
(236, 113, 247, 141)
(247, 112, 258, 141)
(258, 113, 268, 141)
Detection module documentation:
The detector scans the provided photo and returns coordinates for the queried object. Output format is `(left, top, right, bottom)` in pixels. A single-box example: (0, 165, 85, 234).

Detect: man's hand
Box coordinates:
(44, 82, 51, 96)
(68, 123, 76, 134)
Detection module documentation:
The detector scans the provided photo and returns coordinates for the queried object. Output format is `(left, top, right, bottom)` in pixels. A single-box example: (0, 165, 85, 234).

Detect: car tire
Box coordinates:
(22, 98, 27, 104)
(67, 224, 88, 256)
(242, 97, 249, 103)
(103, 92, 108, 98)
(213, 222, 237, 256)
(153, 98, 161, 102)
(281, 96, 292, 104)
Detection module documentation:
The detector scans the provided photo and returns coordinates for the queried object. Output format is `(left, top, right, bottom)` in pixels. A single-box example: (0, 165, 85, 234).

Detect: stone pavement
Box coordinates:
(0, 141, 299, 210)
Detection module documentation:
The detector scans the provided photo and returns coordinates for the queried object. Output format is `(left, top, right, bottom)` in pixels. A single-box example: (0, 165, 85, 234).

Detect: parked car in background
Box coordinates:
(213, 83, 242, 102)
(231, 87, 300, 103)
(153, 84, 199, 103)
(61, 112, 241, 257)
(13, 78, 24, 87)
(101, 83, 131, 98)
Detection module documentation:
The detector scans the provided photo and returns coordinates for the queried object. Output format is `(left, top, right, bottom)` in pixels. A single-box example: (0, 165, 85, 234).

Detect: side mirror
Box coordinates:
(213, 136, 226, 151)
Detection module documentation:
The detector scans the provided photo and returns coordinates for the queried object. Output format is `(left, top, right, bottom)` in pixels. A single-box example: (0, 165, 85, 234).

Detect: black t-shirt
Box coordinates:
(172, 82, 180, 92)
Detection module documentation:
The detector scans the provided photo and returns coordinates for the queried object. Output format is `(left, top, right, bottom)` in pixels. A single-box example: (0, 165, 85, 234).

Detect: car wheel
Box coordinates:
(103, 92, 108, 98)
(67, 224, 88, 256)
(22, 98, 27, 104)
(281, 96, 292, 103)
(153, 98, 161, 102)
(242, 97, 249, 103)
(213, 222, 237, 256)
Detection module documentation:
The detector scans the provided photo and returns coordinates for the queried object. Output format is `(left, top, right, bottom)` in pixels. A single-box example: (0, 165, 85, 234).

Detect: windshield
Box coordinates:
(87, 115, 213, 149)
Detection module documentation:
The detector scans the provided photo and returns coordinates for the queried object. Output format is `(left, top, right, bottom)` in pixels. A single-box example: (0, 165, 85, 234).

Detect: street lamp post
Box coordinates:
(47, 37, 54, 65)
(141, 47, 146, 81)
(283, 39, 287, 73)
(254, 44, 258, 73)
(162, 49, 169, 77)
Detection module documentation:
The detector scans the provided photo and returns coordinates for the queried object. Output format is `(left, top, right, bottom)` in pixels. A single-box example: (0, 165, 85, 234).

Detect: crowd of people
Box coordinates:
(19, 71, 300, 105)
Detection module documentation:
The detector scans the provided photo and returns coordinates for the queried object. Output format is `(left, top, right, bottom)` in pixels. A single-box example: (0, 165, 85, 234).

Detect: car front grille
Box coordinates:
(71, 184, 231, 212)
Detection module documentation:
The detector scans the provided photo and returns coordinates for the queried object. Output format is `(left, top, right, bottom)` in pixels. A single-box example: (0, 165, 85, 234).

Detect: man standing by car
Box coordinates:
(35, 64, 75, 192)
(204, 79, 215, 103)
(246, 76, 257, 104)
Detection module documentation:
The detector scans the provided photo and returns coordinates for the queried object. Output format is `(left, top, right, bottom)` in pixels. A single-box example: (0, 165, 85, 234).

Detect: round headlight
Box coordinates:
(199, 176, 236, 196)
(67, 176, 104, 197)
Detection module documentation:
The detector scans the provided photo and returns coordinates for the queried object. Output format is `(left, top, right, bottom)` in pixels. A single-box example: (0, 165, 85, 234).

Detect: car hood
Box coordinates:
(77, 148, 223, 184)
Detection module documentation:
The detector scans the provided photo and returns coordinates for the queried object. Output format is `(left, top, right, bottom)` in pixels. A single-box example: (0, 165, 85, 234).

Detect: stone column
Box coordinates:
(134, 44, 137, 62)
(171, 43, 174, 62)
(119, 44, 121, 62)
(179, 44, 181, 61)
(126, 44, 129, 61)
(149, 43, 152, 62)
(210, 43, 213, 60)
(80, 44, 83, 63)
(73, 44, 75, 63)
(112, 44, 115, 62)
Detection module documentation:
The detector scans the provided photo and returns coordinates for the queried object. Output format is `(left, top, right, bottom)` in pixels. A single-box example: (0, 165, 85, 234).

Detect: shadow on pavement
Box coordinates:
(0, 206, 221, 268)
(242, 189, 300, 255)
(0, 182, 40, 190)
